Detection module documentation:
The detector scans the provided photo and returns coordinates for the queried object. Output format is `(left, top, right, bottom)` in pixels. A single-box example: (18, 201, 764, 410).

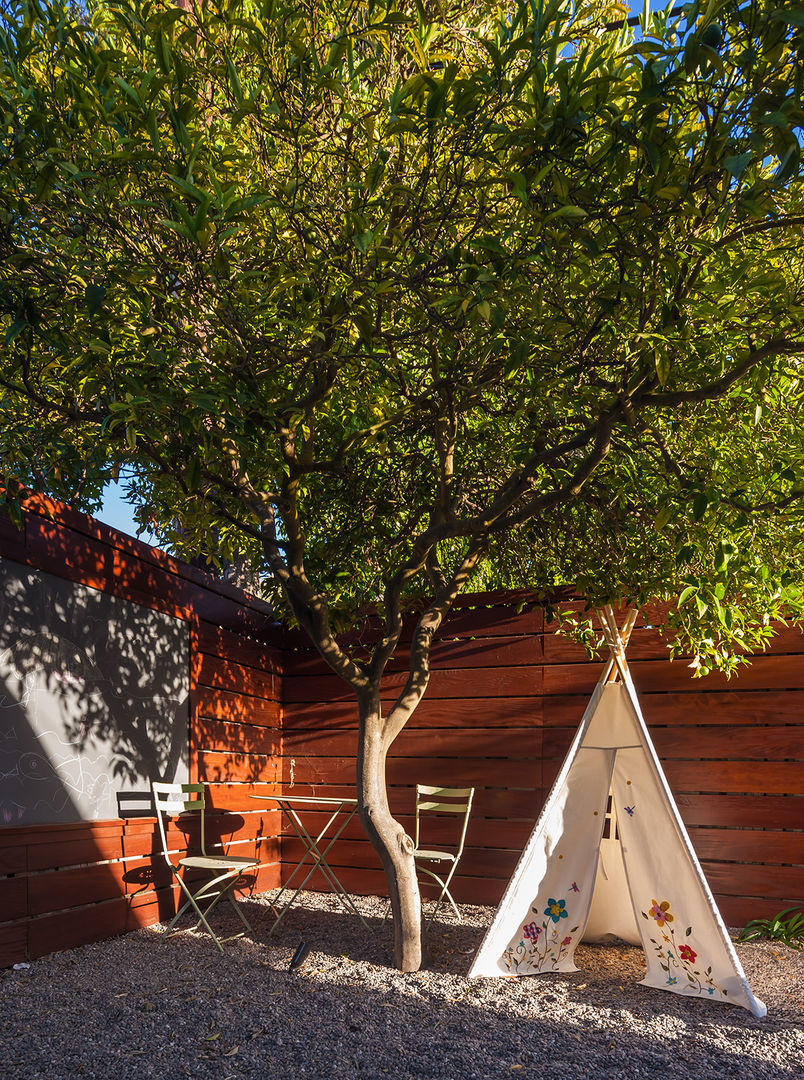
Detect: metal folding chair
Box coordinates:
(152, 781, 259, 952)
(413, 784, 475, 922)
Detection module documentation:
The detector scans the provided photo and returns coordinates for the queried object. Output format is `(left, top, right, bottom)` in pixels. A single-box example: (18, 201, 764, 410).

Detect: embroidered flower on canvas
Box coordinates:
(502, 903, 579, 973)
(642, 900, 728, 1001)
(648, 899, 673, 927)
(544, 898, 568, 923)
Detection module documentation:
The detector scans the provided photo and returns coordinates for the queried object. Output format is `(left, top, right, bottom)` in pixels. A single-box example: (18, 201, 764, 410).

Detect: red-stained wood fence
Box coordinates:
(281, 598, 804, 929)
(1, 497, 802, 968)
(0, 497, 284, 967)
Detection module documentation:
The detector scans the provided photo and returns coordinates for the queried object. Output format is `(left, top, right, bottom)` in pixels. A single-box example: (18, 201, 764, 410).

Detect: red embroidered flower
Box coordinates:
(523, 922, 542, 940)
(562, 937, 572, 946)
(679, 945, 697, 964)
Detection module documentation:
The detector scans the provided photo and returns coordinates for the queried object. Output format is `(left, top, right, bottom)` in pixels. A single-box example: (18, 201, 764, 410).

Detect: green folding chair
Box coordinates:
(413, 784, 475, 922)
(152, 781, 259, 952)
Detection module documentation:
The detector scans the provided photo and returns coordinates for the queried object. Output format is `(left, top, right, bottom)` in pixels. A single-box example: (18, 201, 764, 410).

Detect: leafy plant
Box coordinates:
(737, 908, 804, 950)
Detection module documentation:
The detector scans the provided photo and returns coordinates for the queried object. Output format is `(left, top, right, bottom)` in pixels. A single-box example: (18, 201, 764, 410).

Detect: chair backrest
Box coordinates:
(415, 784, 475, 857)
(152, 782, 207, 863)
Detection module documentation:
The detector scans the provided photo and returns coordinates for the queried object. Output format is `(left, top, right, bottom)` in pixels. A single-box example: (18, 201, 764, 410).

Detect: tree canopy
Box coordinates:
(1, 0, 803, 672)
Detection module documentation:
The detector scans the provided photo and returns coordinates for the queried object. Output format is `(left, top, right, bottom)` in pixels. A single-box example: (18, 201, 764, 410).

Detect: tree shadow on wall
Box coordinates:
(0, 558, 189, 826)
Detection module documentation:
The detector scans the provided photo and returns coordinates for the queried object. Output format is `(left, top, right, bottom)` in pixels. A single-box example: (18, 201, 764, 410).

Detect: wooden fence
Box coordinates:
(0, 497, 283, 967)
(281, 598, 804, 928)
(1, 498, 802, 966)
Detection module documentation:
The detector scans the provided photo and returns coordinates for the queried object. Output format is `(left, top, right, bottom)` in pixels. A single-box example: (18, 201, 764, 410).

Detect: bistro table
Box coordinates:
(251, 793, 371, 934)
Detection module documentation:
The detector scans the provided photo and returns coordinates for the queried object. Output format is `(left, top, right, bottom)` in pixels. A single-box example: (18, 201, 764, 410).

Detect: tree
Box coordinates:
(1, 0, 803, 969)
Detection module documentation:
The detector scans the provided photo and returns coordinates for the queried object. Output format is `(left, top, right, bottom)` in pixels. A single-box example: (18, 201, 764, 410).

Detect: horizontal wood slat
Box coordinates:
(283, 696, 543, 731)
(0, 925, 27, 969)
(283, 727, 541, 760)
(282, 755, 541, 790)
(544, 691, 804, 727)
(283, 666, 545, 704)
(538, 725, 804, 762)
(675, 794, 804, 829)
(284, 634, 545, 678)
(195, 717, 282, 757)
(197, 621, 283, 671)
(197, 654, 279, 701)
(663, 761, 804, 796)
(196, 751, 281, 785)
(544, 655, 804, 696)
(193, 686, 280, 728)
(0, 877, 27, 921)
(703, 862, 804, 901)
(273, 810, 533, 853)
(28, 897, 129, 959)
(687, 828, 803, 864)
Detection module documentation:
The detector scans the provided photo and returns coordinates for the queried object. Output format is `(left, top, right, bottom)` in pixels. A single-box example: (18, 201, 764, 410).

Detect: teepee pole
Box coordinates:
(598, 605, 638, 683)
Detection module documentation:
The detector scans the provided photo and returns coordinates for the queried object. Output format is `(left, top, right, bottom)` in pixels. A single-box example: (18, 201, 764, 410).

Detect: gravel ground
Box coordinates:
(1, 891, 802, 1080)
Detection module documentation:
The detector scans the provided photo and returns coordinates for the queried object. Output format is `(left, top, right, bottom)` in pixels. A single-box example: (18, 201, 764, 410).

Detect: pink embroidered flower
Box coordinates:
(649, 899, 674, 927)
(523, 922, 542, 940)
(562, 936, 572, 946)
(679, 945, 697, 964)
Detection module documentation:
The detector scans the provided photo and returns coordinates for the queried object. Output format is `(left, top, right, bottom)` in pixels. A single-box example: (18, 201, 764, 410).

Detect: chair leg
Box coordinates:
(164, 870, 253, 951)
(168, 878, 228, 952)
(225, 878, 255, 933)
(416, 864, 462, 923)
(193, 873, 255, 938)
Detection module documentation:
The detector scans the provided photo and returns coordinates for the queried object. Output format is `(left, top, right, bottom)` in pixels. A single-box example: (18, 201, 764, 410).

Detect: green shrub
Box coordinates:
(737, 908, 804, 950)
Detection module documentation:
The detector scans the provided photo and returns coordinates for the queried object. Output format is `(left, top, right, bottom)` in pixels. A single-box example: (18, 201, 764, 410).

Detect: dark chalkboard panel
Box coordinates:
(0, 557, 189, 826)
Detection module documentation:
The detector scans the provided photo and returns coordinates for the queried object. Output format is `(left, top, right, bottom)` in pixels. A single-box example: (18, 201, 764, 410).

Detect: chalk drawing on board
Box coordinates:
(0, 557, 190, 826)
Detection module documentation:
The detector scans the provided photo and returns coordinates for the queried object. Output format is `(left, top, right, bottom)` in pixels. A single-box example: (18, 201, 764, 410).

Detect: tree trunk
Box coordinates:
(355, 687, 423, 971)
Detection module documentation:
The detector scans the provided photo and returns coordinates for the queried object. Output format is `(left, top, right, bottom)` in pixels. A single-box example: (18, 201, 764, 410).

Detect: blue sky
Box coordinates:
(95, 479, 160, 546)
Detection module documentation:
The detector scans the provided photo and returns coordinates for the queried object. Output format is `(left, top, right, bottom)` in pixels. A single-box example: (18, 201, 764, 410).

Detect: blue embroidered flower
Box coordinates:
(667, 976, 677, 986)
(544, 898, 568, 923)
(707, 987, 715, 996)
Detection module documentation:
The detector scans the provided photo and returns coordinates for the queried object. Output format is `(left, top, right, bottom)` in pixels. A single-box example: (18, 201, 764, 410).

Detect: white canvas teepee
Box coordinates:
(469, 607, 766, 1018)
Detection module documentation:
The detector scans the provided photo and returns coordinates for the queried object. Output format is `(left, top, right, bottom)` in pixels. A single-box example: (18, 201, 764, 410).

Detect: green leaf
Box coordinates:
(552, 205, 588, 220)
(113, 76, 142, 106)
(642, 140, 660, 174)
(692, 492, 708, 520)
(226, 55, 243, 104)
(352, 230, 374, 254)
(724, 152, 752, 179)
(655, 352, 671, 387)
(771, 7, 804, 27)
(155, 31, 172, 75)
(678, 586, 697, 608)
(85, 283, 106, 316)
(168, 175, 207, 203)
(4, 319, 28, 345)
(6, 500, 23, 529)
(377, 12, 414, 24)
(187, 457, 201, 491)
